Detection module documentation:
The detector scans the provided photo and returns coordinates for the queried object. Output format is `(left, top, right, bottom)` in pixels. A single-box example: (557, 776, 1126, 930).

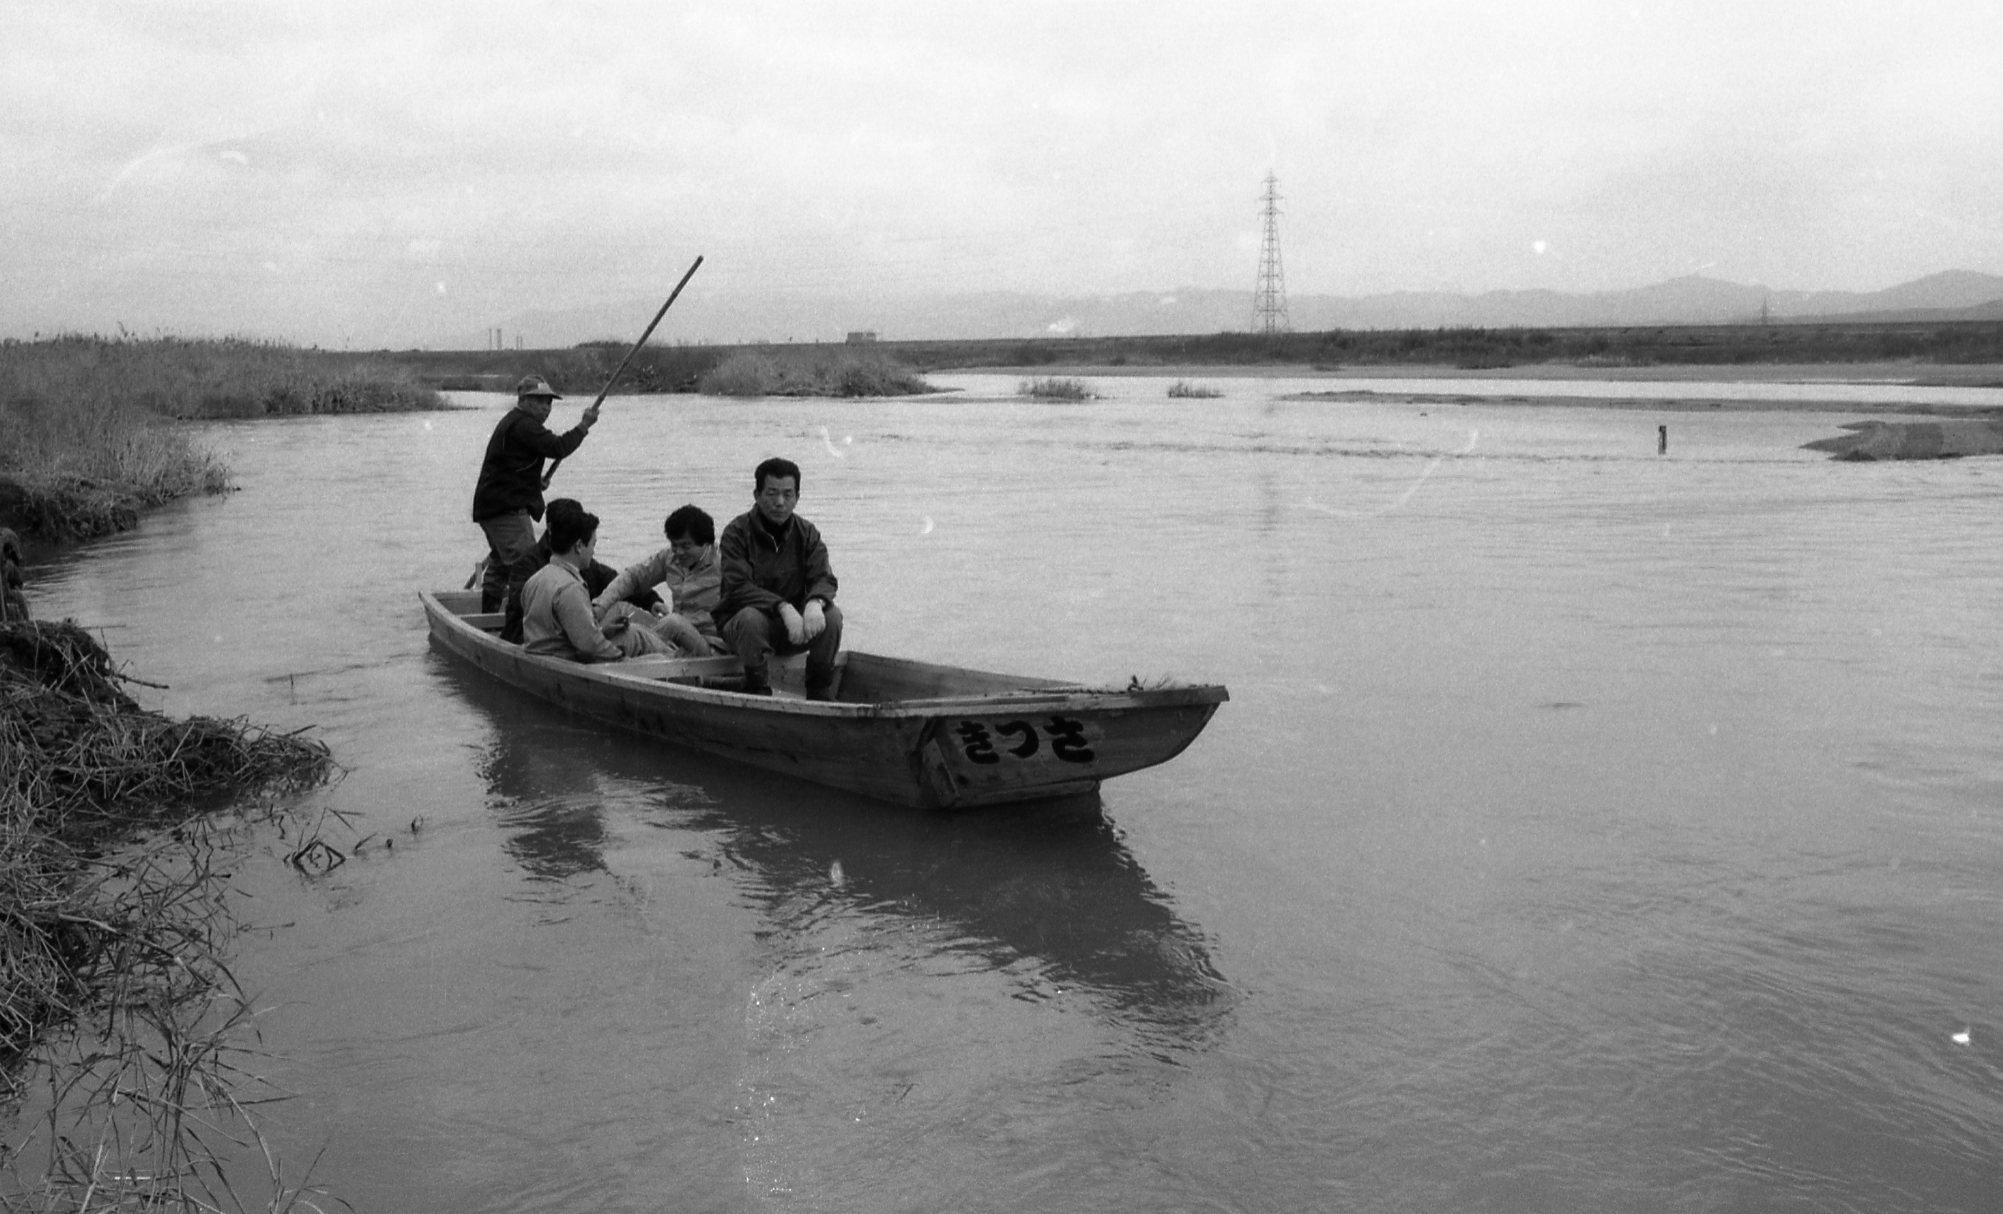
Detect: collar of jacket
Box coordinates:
(751, 512, 795, 548)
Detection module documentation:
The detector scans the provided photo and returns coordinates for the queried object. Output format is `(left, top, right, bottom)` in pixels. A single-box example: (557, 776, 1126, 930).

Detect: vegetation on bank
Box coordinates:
(1018, 377, 1093, 401)
(1, 618, 339, 1209)
(3, 335, 442, 420)
(0, 399, 229, 541)
(418, 340, 725, 395)
(695, 348, 936, 397)
(379, 319, 2003, 404)
(1167, 380, 1222, 398)
(867, 319, 2003, 374)
(405, 342, 939, 399)
(0, 335, 445, 541)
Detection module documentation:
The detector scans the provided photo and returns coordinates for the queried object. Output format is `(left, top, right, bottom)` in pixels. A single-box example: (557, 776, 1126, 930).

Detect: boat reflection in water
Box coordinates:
(696, 781, 1237, 1065)
(439, 649, 1236, 1064)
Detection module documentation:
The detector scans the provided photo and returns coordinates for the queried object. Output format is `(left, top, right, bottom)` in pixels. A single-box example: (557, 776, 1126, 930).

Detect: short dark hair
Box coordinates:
(754, 457, 801, 495)
(663, 504, 714, 545)
(540, 498, 584, 547)
(546, 505, 598, 555)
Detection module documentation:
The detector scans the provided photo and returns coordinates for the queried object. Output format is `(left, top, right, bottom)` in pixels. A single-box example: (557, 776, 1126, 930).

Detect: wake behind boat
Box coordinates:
(421, 589, 1226, 809)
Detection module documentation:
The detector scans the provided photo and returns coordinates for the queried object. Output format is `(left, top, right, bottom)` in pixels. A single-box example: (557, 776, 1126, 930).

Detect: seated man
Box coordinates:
(590, 504, 725, 657)
(520, 504, 676, 662)
(716, 457, 842, 698)
(499, 498, 661, 643)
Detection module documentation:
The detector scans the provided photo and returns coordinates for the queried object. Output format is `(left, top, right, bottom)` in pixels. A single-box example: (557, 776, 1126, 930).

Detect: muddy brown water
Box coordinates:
(19, 374, 2003, 1212)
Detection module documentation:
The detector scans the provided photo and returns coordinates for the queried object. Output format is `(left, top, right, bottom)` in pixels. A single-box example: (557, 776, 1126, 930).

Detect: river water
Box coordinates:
(21, 372, 2003, 1212)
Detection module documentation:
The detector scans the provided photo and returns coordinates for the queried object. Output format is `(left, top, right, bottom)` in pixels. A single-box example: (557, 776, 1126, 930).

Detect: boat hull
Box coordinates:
(421, 590, 1225, 809)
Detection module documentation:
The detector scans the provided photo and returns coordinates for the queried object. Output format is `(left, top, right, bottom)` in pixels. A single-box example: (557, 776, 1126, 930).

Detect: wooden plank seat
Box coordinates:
(604, 655, 745, 684)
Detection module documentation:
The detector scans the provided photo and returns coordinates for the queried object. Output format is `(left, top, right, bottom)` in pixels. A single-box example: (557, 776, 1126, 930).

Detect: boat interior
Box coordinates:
(431, 589, 1082, 705)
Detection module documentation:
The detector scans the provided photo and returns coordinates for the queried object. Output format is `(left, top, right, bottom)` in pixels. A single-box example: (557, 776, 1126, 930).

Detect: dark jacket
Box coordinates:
(470, 407, 589, 523)
(717, 510, 838, 619)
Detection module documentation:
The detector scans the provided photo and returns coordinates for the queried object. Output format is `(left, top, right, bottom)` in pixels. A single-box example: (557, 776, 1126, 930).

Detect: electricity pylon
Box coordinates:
(1253, 172, 1290, 335)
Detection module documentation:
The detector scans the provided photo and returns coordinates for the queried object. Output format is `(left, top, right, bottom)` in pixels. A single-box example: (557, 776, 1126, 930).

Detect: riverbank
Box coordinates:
(696, 347, 936, 396)
(0, 335, 448, 541)
(954, 359, 2003, 391)
(1277, 387, 2003, 417)
(1, 615, 338, 1206)
(397, 341, 939, 398)
(0, 332, 369, 1204)
(857, 317, 2003, 375)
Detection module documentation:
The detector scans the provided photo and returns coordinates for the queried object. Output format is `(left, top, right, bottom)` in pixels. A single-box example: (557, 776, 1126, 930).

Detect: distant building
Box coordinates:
(845, 330, 879, 344)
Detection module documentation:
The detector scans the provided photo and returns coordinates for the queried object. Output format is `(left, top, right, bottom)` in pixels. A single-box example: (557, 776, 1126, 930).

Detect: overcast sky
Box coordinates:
(5, 0, 1999, 347)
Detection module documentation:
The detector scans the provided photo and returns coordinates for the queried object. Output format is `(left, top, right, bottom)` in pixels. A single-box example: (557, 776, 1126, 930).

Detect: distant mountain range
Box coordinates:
(447, 269, 2003, 350)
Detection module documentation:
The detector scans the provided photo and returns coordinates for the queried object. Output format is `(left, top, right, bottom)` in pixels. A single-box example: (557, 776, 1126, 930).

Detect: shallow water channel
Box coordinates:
(21, 373, 2003, 1212)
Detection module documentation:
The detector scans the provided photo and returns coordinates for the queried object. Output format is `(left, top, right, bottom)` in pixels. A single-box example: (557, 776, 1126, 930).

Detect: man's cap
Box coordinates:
(514, 375, 562, 399)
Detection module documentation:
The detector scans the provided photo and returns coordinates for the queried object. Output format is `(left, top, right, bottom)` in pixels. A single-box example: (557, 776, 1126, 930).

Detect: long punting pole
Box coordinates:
(543, 254, 704, 489)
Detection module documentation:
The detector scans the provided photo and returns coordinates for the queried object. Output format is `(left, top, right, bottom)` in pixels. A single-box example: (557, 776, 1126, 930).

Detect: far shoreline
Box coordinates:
(940, 360, 2003, 418)
(950, 359, 2003, 388)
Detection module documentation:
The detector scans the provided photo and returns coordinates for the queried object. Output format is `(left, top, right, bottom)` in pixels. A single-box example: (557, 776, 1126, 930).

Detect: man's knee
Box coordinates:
(723, 605, 768, 633)
(722, 606, 771, 646)
(806, 604, 843, 675)
(655, 613, 709, 657)
(811, 604, 843, 654)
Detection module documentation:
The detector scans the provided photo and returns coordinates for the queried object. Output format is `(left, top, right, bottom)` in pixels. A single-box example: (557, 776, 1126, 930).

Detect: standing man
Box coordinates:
(471, 375, 599, 640)
(717, 457, 842, 698)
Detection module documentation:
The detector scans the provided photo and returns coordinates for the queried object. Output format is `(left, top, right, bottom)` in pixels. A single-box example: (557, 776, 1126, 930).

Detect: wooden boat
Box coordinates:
(421, 589, 1227, 809)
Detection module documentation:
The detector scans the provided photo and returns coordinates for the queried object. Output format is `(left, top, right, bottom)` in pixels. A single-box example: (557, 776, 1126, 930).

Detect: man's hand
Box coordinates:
(801, 599, 826, 641)
(579, 401, 601, 430)
(778, 602, 807, 645)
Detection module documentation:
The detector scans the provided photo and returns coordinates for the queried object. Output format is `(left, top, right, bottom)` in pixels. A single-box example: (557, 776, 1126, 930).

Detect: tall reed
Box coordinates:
(1017, 377, 1093, 401)
(696, 349, 935, 397)
(1, 620, 340, 1211)
(0, 335, 440, 539)
(0, 395, 228, 539)
(0, 335, 441, 421)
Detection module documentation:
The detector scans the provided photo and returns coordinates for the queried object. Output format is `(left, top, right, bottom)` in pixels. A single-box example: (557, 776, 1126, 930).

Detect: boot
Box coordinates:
(500, 591, 525, 644)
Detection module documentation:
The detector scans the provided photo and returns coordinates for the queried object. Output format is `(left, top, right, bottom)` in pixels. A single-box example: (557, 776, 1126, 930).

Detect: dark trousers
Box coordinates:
(722, 603, 843, 694)
(477, 510, 540, 641)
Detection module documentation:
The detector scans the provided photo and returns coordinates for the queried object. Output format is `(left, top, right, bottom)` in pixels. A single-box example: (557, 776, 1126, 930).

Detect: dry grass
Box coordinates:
(0, 335, 444, 540)
(1166, 380, 1222, 398)
(0, 403, 229, 540)
(696, 349, 935, 398)
(0, 336, 440, 422)
(1, 620, 341, 1212)
(1017, 377, 1093, 401)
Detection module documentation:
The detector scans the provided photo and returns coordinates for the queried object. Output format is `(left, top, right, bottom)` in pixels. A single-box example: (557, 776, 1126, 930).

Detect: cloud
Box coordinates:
(3, 0, 1999, 344)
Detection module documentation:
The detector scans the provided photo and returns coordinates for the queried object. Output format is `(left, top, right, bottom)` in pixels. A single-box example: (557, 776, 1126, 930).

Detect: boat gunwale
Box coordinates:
(420, 589, 1229, 717)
